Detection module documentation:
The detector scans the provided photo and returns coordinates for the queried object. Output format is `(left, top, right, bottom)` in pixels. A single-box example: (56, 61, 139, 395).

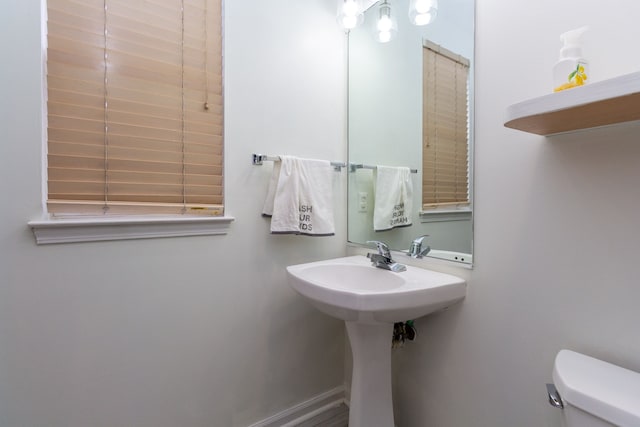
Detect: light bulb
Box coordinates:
(341, 14, 358, 29)
(413, 12, 434, 25)
(415, 0, 432, 14)
(342, 0, 358, 16)
(337, 0, 363, 31)
(409, 0, 437, 26)
(378, 30, 392, 43)
(377, 15, 393, 32)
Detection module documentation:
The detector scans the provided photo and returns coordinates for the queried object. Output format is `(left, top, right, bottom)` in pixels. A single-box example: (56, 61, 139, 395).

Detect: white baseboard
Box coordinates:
(247, 386, 346, 427)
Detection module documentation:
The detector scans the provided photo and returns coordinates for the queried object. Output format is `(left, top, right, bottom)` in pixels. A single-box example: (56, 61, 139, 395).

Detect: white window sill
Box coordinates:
(419, 209, 472, 223)
(28, 215, 235, 245)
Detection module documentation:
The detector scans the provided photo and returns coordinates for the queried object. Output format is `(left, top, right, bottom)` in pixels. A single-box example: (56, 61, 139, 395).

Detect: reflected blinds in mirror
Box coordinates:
(46, 0, 224, 216)
(422, 41, 469, 210)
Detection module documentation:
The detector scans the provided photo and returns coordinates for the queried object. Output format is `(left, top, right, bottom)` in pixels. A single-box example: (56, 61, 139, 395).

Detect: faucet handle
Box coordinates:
(366, 240, 392, 259)
(412, 234, 430, 244)
(408, 235, 431, 258)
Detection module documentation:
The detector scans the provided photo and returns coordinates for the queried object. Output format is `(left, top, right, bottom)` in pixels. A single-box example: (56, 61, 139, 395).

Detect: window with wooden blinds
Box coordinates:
(46, 0, 223, 216)
(422, 41, 469, 210)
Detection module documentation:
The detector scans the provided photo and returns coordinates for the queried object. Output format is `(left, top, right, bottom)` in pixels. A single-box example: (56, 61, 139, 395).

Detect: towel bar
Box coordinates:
(252, 154, 347, 171)
(349, 163, 418, 174)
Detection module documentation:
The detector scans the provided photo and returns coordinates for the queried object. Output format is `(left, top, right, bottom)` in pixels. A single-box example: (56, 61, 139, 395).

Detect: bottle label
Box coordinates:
(554, 62, 588, 92)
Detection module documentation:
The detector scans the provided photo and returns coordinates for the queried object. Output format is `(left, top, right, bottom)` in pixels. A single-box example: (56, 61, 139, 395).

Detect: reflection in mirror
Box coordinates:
(347, 0, 474, 264)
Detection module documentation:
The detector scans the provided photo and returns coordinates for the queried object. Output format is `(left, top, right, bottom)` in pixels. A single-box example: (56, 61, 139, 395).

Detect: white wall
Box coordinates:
(392, 0, 640, 426)
(0, 1, 347, 426)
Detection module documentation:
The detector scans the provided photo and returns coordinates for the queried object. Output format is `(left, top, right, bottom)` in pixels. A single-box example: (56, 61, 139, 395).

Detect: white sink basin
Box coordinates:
(286, 255, 466, 323)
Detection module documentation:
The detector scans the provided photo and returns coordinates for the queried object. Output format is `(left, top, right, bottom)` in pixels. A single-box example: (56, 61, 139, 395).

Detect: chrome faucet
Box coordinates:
(366, 240, 407, 272)
(408, 235, 431, 258)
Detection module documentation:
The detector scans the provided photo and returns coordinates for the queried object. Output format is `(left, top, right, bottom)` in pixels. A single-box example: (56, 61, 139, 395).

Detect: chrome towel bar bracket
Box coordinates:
(252, 153, 346, 171)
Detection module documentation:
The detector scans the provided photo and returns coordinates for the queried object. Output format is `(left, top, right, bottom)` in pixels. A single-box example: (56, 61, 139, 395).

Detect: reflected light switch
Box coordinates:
(358, 192, 368, 212)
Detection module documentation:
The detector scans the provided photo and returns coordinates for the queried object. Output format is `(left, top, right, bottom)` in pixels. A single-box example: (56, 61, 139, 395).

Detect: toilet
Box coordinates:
(549, 349, 640, 427)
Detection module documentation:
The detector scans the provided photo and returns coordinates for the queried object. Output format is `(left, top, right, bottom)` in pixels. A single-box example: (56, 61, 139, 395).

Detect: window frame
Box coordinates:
(29, 0, 233, 245)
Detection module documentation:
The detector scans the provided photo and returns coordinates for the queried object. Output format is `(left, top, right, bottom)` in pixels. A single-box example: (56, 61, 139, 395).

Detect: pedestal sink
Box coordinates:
(286, 255, 466, 427)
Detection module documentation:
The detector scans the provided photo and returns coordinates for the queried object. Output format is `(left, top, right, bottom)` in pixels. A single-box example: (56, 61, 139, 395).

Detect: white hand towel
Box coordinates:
(373, 165, 413, 231)
(263, 156, 335, 236)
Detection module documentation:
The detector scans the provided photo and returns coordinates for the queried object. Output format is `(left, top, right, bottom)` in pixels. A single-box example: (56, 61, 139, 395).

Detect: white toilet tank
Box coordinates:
(552, 349, 640, 427)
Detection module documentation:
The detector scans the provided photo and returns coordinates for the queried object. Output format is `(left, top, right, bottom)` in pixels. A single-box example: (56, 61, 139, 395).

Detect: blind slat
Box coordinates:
(49, 181, 222, 197)
(47, 193, 222, 205)
(48, 154, 222, 176)
(47, 200, 223, 216)
(49, 106, 223, 136)
(49, 144, 223, 167)
(49, 167, 222, 186)
(50, 99, 223, 129)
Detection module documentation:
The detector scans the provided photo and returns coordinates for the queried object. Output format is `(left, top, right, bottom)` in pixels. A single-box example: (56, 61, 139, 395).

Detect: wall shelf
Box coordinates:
(504, 71, 640, 136)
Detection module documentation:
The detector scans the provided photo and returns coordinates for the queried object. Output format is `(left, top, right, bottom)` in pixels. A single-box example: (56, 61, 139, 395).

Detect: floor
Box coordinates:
(295, 403, 349, 427)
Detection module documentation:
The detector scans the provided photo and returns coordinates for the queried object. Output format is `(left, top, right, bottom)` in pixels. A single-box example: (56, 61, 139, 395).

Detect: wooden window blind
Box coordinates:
(422, 41, 470, 210)
(46, 0, 223, 216)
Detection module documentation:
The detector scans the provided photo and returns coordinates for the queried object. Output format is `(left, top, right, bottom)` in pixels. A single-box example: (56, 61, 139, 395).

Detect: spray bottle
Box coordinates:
(553, 26, 589, 92)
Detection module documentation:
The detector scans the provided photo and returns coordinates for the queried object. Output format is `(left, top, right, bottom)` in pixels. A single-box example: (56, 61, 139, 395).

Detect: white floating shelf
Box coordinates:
(504, 71, 640, 136)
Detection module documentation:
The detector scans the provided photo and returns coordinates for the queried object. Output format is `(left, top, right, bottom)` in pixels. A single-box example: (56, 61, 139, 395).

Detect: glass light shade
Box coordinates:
(374, 1, 397, 43)
(337, 0, 364, 30)
(408, 0, 437, 26)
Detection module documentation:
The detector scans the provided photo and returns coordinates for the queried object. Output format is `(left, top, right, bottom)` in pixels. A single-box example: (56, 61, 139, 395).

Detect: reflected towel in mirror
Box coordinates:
(373, 165, 413, 231)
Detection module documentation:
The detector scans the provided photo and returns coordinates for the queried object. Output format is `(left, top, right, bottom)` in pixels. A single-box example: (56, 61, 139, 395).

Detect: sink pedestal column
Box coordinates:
(346, 321, 395, 427)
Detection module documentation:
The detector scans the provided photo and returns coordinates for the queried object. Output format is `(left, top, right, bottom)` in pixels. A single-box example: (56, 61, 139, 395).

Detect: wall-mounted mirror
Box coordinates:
(347, 0, 475, 264)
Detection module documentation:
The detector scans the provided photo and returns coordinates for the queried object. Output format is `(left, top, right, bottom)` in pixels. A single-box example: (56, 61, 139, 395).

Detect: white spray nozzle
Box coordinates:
(559, 26, 588, 59)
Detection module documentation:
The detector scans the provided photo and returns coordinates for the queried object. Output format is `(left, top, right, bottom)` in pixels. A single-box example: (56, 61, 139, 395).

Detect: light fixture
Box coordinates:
(341, 0, 436, 40)
(337, 0, 364, 31)
(374, 0, 397, 43)
(408, 0, 438, 26)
